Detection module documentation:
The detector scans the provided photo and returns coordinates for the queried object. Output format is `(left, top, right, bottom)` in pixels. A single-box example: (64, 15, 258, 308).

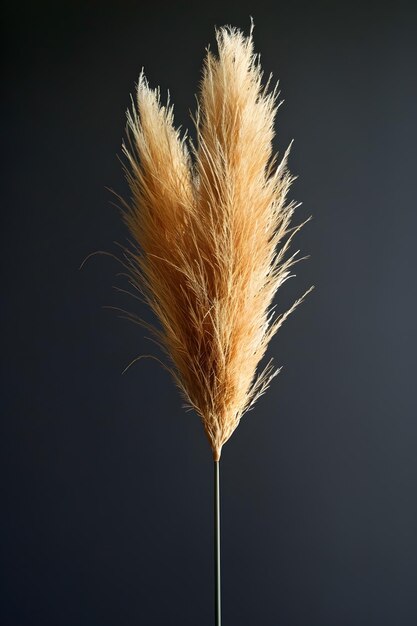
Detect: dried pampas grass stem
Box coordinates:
(115, 23, 312, 626)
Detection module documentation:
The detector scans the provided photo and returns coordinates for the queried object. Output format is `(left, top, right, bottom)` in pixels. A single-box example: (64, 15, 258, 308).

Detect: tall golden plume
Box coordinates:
(118, 25, 312, 461)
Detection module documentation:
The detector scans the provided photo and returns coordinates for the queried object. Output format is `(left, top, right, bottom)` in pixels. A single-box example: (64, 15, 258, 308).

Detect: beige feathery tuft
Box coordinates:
(119, 25, 313, 461)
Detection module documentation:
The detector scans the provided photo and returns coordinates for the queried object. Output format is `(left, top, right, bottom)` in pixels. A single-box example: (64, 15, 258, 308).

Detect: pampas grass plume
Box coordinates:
(119, 25, 312, 461)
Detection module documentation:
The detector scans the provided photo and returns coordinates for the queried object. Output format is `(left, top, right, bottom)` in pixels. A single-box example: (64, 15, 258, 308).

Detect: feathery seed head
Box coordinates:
(120, 25, 312, 461)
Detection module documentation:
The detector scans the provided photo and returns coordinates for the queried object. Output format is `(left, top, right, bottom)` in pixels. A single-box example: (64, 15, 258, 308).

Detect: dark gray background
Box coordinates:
(2, 1, 417, 625)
